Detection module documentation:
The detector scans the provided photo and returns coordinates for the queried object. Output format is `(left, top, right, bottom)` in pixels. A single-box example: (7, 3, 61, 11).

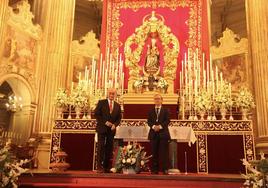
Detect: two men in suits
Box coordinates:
(147, 94, 170, 175)
(95, 88, 122, 173)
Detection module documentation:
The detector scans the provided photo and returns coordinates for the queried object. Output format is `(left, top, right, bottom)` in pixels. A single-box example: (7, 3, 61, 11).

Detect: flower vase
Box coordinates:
(82, 111, 87, 119)
(67, 105, 72, 119)
(159, 88, 167, 94)
(75, 107, 81, 119)
(199, 111, 206, 120)
(220, 107, 227, 120)
(56, 107, 64, 119)
(135, 87, 142, 94)
(241, 108, 248, 120)
(122, 168, 136, 174)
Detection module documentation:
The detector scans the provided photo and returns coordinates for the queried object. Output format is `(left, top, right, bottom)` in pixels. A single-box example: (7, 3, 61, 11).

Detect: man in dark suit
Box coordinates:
(95, 88, 122, 173)
(147, 94, 170, 175)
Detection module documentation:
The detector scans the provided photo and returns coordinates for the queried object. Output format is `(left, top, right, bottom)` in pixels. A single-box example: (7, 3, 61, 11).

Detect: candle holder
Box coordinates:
(229, 105, 234, 120)
(67, 105, 72, 119)
(207, 110, 212, 120)
(82, 108, 87, 119)
(193, 110, 198, 120)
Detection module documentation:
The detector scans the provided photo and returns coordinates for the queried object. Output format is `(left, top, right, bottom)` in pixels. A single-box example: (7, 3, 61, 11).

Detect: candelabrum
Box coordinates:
(179, 48, 233, 121)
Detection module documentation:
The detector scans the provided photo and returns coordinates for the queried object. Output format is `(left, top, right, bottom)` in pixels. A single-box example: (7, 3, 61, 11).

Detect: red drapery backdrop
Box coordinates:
(100, 0, 209, 92)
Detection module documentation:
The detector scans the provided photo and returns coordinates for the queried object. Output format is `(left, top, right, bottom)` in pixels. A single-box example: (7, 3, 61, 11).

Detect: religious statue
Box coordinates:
(125, 10, 180, 93)
(144, 38, 160, 75)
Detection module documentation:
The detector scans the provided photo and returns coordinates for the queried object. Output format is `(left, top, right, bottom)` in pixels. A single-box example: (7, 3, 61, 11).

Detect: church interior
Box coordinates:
(0, 0, 267, 187)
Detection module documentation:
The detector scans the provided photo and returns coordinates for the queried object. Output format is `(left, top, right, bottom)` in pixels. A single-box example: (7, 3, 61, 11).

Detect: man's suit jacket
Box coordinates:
(147, 107, 171, 140)
(94, 99, 122, 134)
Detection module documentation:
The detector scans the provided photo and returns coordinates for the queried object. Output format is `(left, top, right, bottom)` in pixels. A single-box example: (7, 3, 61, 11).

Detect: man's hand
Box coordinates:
(153, 125, 160, 132)
(111, 124, 116, 131)
(105, 121, 113, 127)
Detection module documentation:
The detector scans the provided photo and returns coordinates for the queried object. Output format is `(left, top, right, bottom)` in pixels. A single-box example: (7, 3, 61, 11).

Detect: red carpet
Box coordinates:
(19, 171, 243, 188)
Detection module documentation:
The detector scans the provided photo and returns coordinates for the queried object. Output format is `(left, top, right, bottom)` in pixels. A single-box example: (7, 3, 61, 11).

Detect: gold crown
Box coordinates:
(143, 11, 165, 33)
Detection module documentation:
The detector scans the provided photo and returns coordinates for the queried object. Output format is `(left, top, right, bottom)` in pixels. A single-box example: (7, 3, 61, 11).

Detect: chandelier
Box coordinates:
(5, 95, 23, 112)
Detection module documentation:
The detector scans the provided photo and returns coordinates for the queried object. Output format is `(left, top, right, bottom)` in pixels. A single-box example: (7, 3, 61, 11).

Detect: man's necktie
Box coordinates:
(109, 101, 113, 113)
(156, 108, 160, 122)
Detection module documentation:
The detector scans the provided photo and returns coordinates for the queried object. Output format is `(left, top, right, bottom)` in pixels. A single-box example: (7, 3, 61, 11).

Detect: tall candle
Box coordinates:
(181, 60, 184, 86)
(210, 54, 213, 81)
(95, 70, 98, 91)
(180, 72, 182, 90)
(99, 55, 103, 86)
(216, 66, 218, 92)
(202, 53, 205, 76)
(206, 61, 209, 83)
(102, 60, 105, 88)
(203, 70, 206, 89)
(122, 73, 124, 95)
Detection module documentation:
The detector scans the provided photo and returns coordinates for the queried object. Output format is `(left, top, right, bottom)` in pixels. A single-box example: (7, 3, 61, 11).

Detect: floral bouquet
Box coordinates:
(242, 153, 268, 188)
(55, 88, 68, 108)
(194, 89, 212, 111)
(235, 87, 255, 110)
(111, 142, 151, 174)
(133, 79, 144, 89)
(214, 81, 233, 109)
(0, 143, 29, 188)
(157, 78, 168, 89)
(69, 85, 88, 108)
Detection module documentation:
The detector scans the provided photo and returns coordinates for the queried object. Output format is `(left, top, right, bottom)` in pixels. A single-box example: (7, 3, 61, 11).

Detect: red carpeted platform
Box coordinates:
(19, 171, 244, 188)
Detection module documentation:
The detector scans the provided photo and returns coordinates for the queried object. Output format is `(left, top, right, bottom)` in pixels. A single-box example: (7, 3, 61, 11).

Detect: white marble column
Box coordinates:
(34, 0, 75, 134)
(32, 0, 75, 169)
(246, 0, 268, 152)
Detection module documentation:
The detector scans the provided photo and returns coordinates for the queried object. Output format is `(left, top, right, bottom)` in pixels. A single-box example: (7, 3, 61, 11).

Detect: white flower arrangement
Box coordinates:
(157, 78, 168, 89)
(242, 153, 268, 188)
(55, 88, 68, 108)
(133, 79, 144, 88)
(235, 87, 255, 110)
(111, 142, 151, 173)
(214, 81, 233, 108)
(194, 89, 212, 111)
(69, 85, 88, 108)
(0, 144, 29, 188)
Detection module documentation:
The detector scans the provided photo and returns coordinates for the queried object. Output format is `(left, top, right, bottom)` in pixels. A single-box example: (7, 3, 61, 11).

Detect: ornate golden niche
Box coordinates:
(210, 28, 252, 92)
(70, 31, 100, 83)
(0, 0, 42, 92)
(124, 11, 179, 93)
